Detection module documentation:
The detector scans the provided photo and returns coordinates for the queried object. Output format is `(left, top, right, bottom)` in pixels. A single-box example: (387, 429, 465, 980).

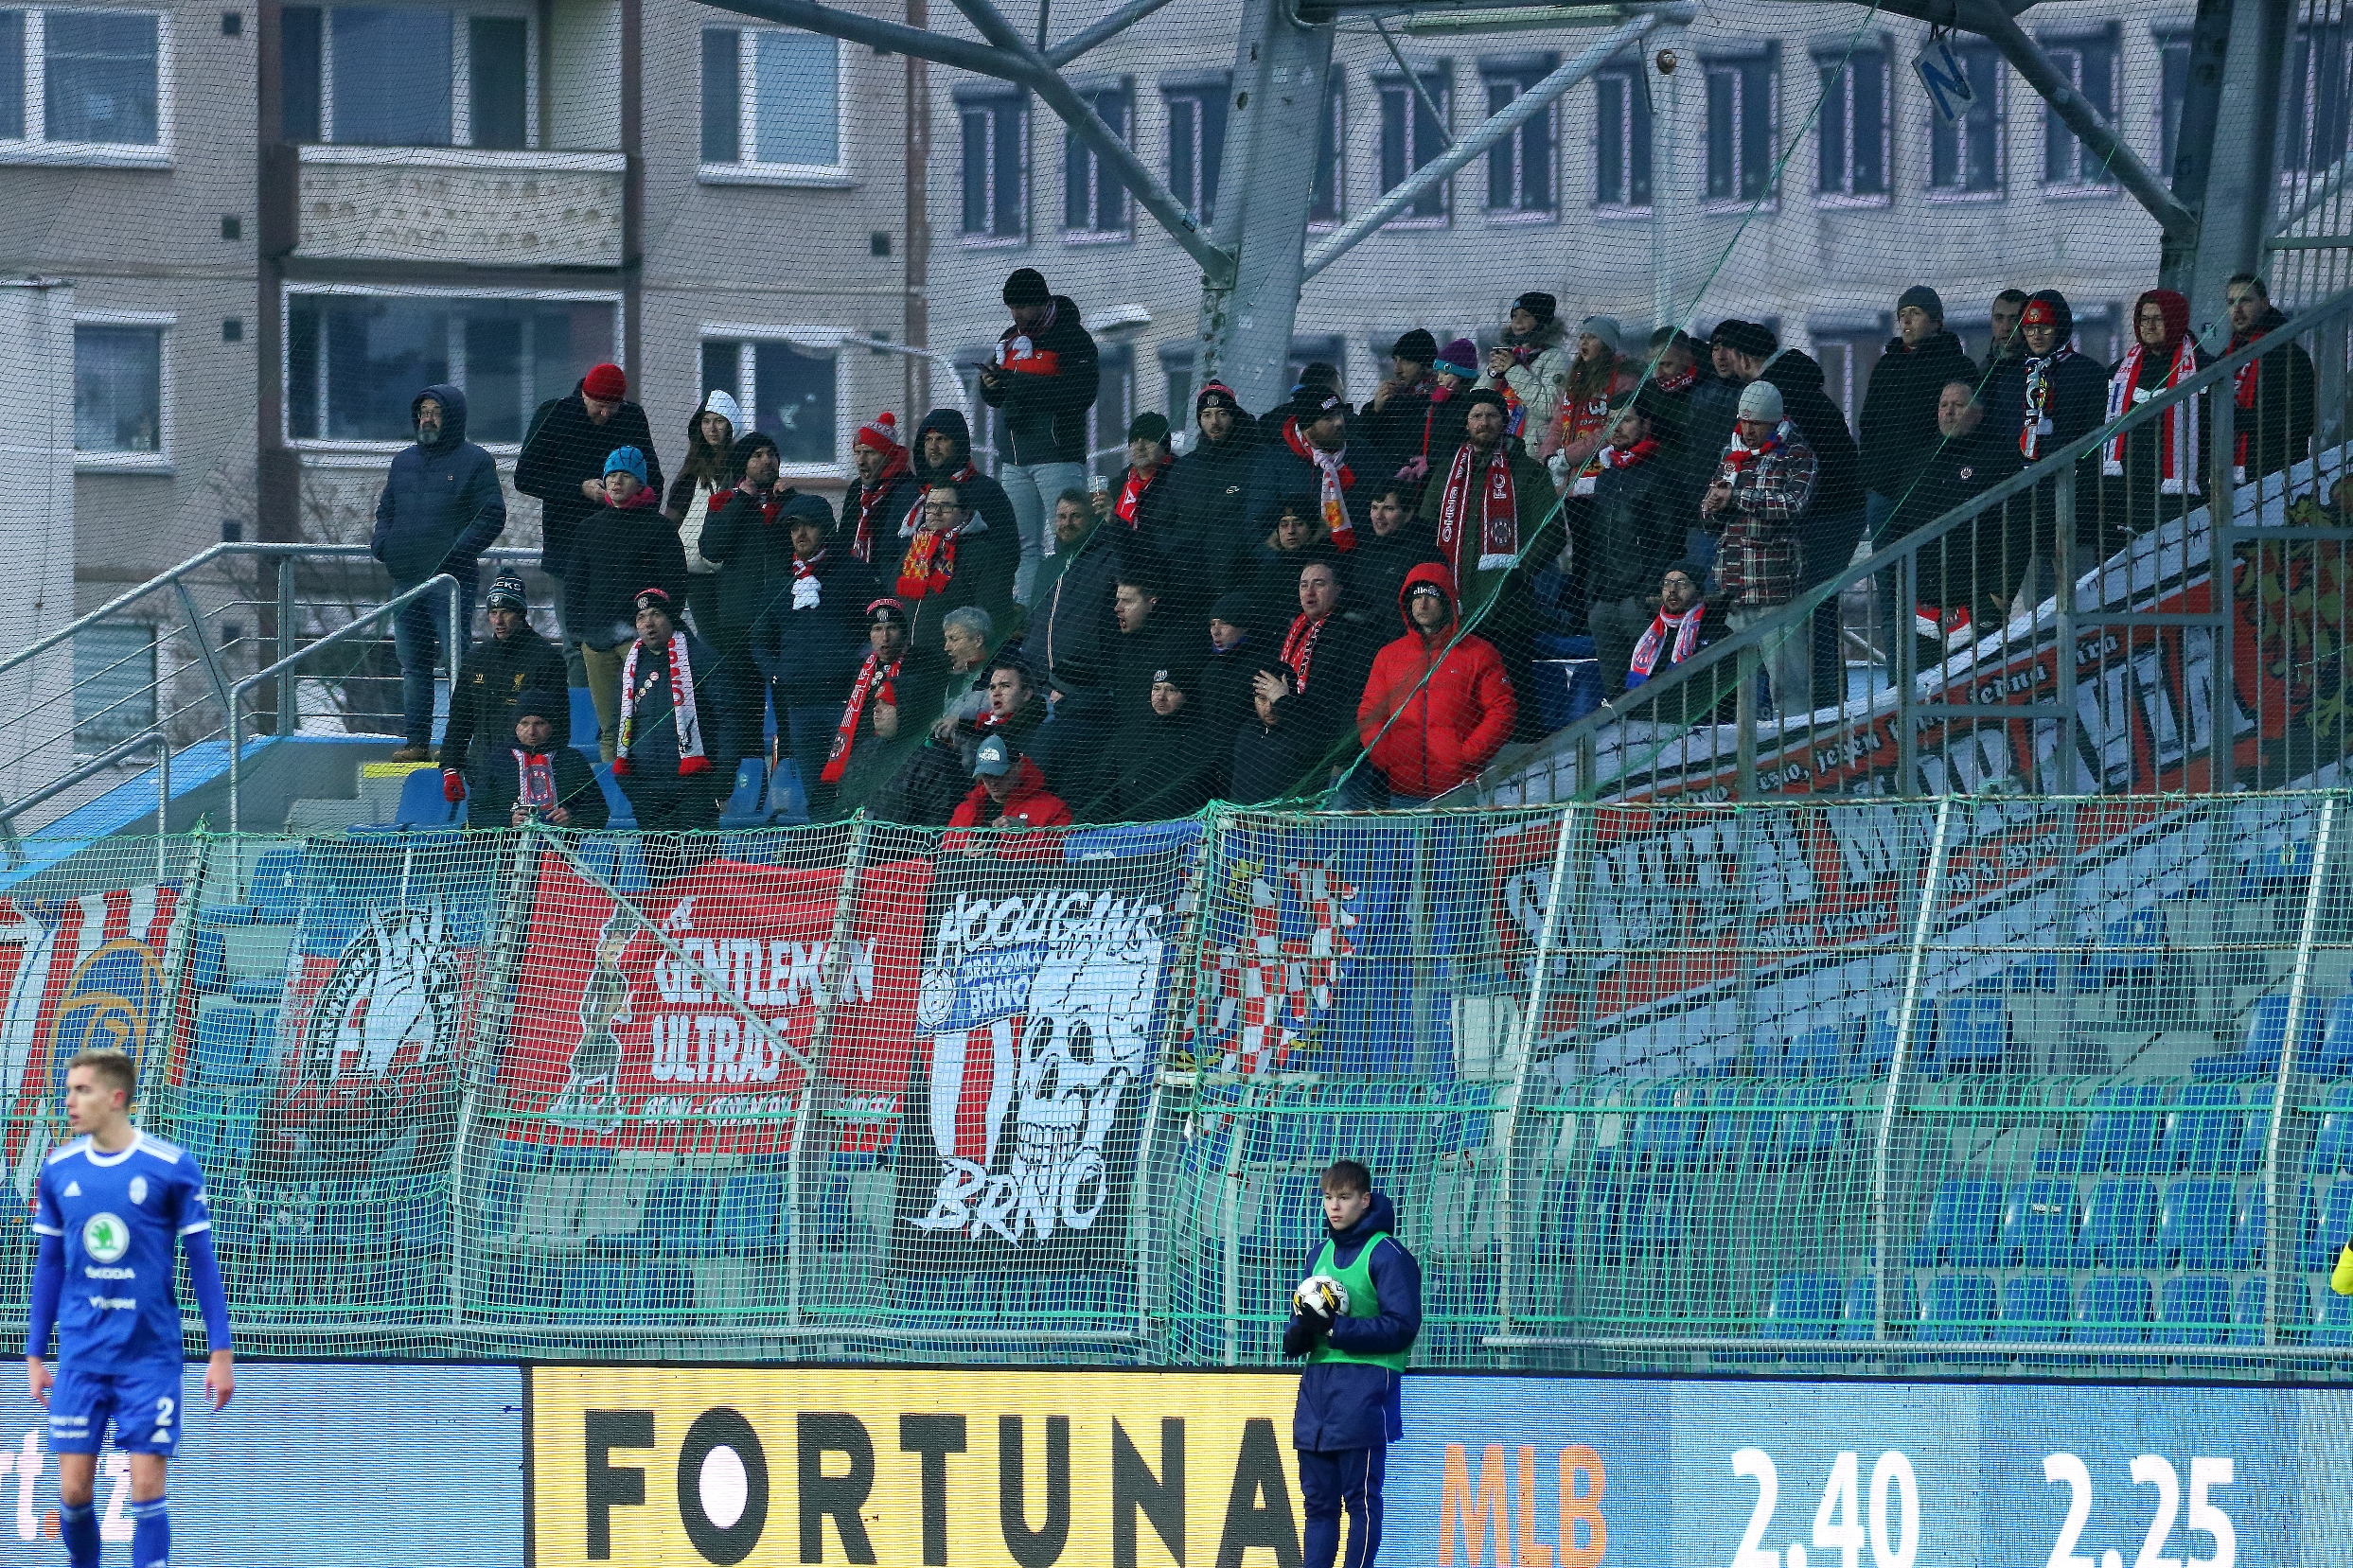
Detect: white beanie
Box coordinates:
(700, 387, 744, 431)
(1736, 380, 1784, 422)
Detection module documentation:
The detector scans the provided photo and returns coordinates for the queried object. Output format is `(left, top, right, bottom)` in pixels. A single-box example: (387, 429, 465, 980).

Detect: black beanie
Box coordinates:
(1391, 327, 1438, 364)
(1210, 590, 1254, 626)
(514, 688, 562, 725)
(1002, 268, 1050, 307)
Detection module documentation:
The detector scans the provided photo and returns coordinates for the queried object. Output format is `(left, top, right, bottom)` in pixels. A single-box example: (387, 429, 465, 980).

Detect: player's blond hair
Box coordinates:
(67, 1048, 136, 1102)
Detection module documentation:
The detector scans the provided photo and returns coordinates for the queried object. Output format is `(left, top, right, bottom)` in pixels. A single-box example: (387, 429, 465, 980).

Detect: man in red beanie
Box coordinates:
(516, 361, 663, 710)
(841, 410, 915, 564)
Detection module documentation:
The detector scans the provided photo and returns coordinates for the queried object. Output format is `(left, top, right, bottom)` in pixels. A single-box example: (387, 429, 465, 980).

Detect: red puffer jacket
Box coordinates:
(943, 753, 1072, 859)
(1354, 562, 1516, 800)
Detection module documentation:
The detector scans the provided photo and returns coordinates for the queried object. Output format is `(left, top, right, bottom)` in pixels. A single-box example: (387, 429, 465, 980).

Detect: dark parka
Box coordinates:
(1584, 449, 1682, 605)
(372, 383, 506, 585)
(1859, 329, 1978, 500)
(908, 409, 1020, 544)
(747, 496, 881, 703)
(468, 744, 610, 830)
(514, 380, 663, 578)
(1159, 414, 1263, 606)
(978, 295, 1101, 466)
(439, 625, 572, 776)
(1034, 516, 1125, 697)
(563, 499, 690, 652)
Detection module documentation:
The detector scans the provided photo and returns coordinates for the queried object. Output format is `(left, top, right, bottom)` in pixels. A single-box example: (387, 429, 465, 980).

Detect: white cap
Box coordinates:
(1736, 380, 1784, 422)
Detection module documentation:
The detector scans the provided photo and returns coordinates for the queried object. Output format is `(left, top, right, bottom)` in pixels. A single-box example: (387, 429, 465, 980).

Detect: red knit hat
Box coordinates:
(582, 362, 628, 401)
(855, 411, 903, 452)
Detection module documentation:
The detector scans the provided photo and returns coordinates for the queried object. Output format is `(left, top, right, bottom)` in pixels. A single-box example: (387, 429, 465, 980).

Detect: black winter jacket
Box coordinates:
(439, 626, 572, 773)
(750, 537, 881, 699)
(693, 484, 801, 661)
(1761, 352, 1864, 520)
(909, 408, 1021, 544)
(1585, 452, 1682, 604)
(564, 497, 689, 651)
(1860, 330, 1978, 498)
(469, 745, 610, 830)
(515, 384, 663, 576)
(1155, 421, 1262, 613)
(372, 382, 506, 584)
(2228, 306, 2319, 481)
(1035, 519, 1124, 695)
(613, 626, 733, 783)
(978, 296, 1100, 466)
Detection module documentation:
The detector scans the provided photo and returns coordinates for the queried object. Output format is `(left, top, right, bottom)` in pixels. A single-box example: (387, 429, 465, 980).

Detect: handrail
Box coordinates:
(0, 730, 169, 878)
(225, 573, 460, 837)
(1465, 284, 2353, 803)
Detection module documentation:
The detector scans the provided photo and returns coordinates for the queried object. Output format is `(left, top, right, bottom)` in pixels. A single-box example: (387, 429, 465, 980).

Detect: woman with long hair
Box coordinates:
(664, 389, 743, 636)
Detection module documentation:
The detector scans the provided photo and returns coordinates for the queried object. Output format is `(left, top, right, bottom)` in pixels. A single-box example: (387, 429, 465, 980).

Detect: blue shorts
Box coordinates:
(47, 1362, 186, 1456)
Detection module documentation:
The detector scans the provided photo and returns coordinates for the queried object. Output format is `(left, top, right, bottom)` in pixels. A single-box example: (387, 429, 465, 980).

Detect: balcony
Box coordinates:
(292, 145, 625, 268)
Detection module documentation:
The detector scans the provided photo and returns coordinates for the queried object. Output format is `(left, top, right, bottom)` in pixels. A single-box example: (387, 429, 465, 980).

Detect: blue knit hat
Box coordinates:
(603, 446, 648, 484)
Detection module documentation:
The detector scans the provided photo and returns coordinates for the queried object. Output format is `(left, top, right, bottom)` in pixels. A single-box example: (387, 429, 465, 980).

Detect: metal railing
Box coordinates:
(1468, 286, 2353, 806)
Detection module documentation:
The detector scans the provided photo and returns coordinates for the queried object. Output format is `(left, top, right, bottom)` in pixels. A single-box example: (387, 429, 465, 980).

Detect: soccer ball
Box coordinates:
(1293, 1274, 1350, 1318)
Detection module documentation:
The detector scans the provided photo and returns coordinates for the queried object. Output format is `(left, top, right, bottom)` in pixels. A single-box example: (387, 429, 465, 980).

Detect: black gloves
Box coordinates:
(1283, 1306, 1334, 1359)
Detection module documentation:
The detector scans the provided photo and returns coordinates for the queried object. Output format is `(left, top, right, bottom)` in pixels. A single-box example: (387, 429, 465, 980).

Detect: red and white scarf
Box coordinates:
(613, 633, 709, 777)
(1628, 604, 1706, 685)
(2232, 335, 2266, 484)
(1114, 457, 1170, 526)
(1495, 344, 1539, 436)
(895, 520, 970, 600)
(511, 749, 557, 809)
(1280, 612, 1330, 693)
(1570, 437, 1662, 497)
(899, 464, 982, 539)
(822, 649, 902, 783)
(851, 447, 911, 561)
(790, 550, 828, 610)
(1435, 439, 1520, 572)
(1283, 417, 1356, 552)
(1654, 362, 1699, 395)
(2102, 337, 2202, 494)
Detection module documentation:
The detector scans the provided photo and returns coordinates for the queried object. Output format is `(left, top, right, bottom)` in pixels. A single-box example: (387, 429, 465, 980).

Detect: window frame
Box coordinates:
(72, 309, 171, 471)
(697, 25, 850, 187)
(1160, 73, 1229, 226)
(1373, 63, 1453, 228)
(2154, 28, 2190, 182)
(1924, 37, 2006, 201)
(0, 6, 172, 167)
(2040, 26, 2121, 193)
(277, 282, 623, 462)
(957, 87, 1029, 245)
(72, 621, 157, 754)
(698, 322, 849, 481)
(1307, 76, 1345, 230)
(1061, 78, 1135, 241)
(2281, 21, 2353, 180)
(1592, 57, 1653, 216)
(1700, 46, 1779, 212)
(1813, 39, 1891, 207)
(291, 2, 538, 150)
(1480, 55, 1558, 222)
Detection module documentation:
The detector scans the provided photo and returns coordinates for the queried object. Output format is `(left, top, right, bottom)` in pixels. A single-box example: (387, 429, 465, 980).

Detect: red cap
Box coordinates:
(855, 411, 902, 452)
(583, 362, 628, 401)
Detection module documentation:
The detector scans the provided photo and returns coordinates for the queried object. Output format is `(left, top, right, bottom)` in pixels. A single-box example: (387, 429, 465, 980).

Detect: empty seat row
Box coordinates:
(2037, 1081, 2271, 1176)
(1917, 1172, 2353, 1272)
(188, 1004, 277, 1088)
(1609, 1083, 1856, 1167)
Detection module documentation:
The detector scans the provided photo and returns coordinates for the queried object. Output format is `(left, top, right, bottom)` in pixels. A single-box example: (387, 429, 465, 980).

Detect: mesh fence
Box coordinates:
(0, 792, 2347, 1378)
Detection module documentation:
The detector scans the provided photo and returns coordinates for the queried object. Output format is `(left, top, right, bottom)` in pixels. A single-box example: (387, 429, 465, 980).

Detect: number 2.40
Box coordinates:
(2044, 1454, 2235, 1568)
(1731, 1448, 1920, 1568)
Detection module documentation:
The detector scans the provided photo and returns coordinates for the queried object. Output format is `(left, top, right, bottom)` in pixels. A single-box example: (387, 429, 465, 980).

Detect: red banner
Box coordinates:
(0, 888, 178, 1170)
(498, 853, 932, 1152)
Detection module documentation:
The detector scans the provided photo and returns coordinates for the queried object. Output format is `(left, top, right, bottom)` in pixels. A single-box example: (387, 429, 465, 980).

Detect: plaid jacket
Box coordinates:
(1709, 421, 1816, 608)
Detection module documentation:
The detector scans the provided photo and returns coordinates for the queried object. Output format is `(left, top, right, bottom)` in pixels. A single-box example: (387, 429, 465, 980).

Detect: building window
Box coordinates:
(277, 5, 535, 149)
(285, 291, 616, 446)
(1482, 58, 1556, 219)
(1594, 59, 1651, 210)
(74, 623, 155, 751)
(75, 323, 163, 455)
(1376, 67, 1450, 223)
(1163, 79, 1226, 224)
(2043, 32, 2118, 187)
(702, 336, 838, 471)
(698, 27, 840, 179)
(2284, 23, 2353, 176)
(1703, 52, 1777, 205)
(1927, 40, 2003, 196)
(1810, 323, 1889, 419)
(2156, 33, 2190, 178)
(1308, 78, 1344, 225)
(0, 8, 163, 151)
(1063, 82, 1132, 238)
(1087, 344, 1135, 480)
(1816, 45, 1888, 201)
(959, 91, 1026, 241)
(1159, 344, 1194, 434)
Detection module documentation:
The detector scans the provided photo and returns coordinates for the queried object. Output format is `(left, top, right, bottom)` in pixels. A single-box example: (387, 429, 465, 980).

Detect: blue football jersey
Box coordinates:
(31, 1134, 213, 1369)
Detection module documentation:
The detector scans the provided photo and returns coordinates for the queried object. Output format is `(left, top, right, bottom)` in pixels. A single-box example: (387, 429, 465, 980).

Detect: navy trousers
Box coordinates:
(1299, 1444, 1387, 1568)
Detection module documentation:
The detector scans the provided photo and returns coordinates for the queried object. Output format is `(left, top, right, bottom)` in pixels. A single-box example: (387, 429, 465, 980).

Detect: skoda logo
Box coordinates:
(82, 1213, 130, 1264)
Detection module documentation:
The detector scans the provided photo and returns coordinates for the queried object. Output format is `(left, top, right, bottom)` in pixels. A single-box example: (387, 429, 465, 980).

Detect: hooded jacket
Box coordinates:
(1583, 441, 1679, 604)
(1283, 1190, 1422, 1451)
(747, 497, 882, 697)
(564, 493, 691, 651)
(1248, 417, 1377, 540)
(1860, 328, 1979, 498)
(696, 483, 802, 657)
(372, 383, 507, 584)
(2103, 288, 2215, 519)
(2014, 291, 2111, 463)
(945, 753, 1073, 856)
(1106, 698, 1221, 820)
(515, 379, 663, 577)
(1760, 351, 1863, 520)
(979, 296, 1101, 466)
(907, 408, 1021, 543)
(1035, 515, 1125, 695)
(1347, 517, 1444, 627)
(1356, 563, 1517, 799)
(1160, 412, 1263, 607)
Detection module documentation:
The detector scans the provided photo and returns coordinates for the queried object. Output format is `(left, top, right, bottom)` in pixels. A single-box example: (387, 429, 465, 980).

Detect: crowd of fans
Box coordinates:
(367, 266, 2317, 828)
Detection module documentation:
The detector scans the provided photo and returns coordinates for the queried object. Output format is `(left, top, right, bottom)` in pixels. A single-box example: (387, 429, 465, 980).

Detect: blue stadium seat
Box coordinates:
(248, 848, 306, 924)
(2232, 1277, 2272, 1346)
(2194, 994, 2326, 1080)
(594, 766, 636, 829)
(2300, 1183, 2353, 1271)
(1860, 1006, 1929, 1075)
(2075, 1276, 2153, 1345)
(1917, 1275, 1998, 1341)
(715, 1173, 784, 1254)
(2233, 1182, 2270, 1269)
(1999, 1276, 2074, 1342)
(2159, 1178, 2240, 1269)
(1779, 1025, 1850, 1078)
(1839, 1276, 1916, 1341)
(717, 758, 770, 830)
(2167, 1083, 2265, 1175)
(2077, 1179, 2160, 1267)
(1699, 1084, 1772, 1167)
(1910, 1179, 2005, 1267)
(196, 903, 257, 926)
(475, 1141, 545, 1236)
(192, 1006, 257, 1087)
(2067, 1084, 2167, 1175)
(1999, 1180, 2079, 1267)
(2308, 1084, 2353, 1175)
(768, 758, 811, 826)
(1763, 1273, 1845, 1338)
(1925, 996, 2008, 1077)
(2077, 907, 2164, 988)
(1627, 1085, 1706, 1170)
(394, 766, 464, 827)
(2315, 995, 2353, 1078)
(2315, 1293, 2353, 1348)
(1620, 1178, 1687, 1255)
(2238, 835, 2315, 897)
(186, 928, 228, 994)
(2156, 1276, 2235, 1346)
